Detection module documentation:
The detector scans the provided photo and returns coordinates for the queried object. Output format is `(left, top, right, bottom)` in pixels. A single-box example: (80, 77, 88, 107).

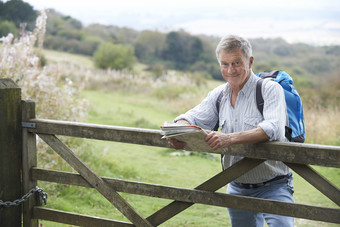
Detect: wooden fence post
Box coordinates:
(22, 100, 38, 227)
(0, 79, 22, 226)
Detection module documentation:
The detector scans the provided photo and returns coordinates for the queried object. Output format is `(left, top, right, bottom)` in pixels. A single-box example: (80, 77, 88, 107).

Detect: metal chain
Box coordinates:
(0, 186, 47, 208)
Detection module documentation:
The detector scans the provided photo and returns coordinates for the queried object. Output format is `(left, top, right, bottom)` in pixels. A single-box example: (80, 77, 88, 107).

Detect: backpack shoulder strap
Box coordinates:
(256, 79, 264, 115)
(213, 91, 224, 131)
(215, 90, 225, 170)
(256, 76, 293, 141)
(216, 90, 224, 111)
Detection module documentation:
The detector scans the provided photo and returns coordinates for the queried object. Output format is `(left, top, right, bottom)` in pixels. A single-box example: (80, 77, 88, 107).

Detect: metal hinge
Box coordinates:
(22, 122, 36, 128)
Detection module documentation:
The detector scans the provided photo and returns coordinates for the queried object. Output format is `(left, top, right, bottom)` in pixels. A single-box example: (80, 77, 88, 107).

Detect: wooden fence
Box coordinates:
(1, 78, 340, 226)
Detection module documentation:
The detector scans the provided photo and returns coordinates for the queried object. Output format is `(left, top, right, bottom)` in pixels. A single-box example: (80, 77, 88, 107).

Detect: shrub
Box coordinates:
(0, 20, 18, 37)
(93, 42, 136, 70)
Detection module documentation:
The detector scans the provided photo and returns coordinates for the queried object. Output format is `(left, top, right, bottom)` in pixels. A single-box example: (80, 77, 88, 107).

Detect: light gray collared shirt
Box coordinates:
(175, 72, 289, 183)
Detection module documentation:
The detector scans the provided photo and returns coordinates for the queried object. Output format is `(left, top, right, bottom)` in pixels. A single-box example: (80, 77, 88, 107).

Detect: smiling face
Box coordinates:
(218, 49, 254, 90)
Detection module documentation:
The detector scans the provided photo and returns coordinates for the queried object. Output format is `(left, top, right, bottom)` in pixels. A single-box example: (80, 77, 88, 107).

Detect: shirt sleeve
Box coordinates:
(258, 80, 287, 141)
(174, 84, 226, 130)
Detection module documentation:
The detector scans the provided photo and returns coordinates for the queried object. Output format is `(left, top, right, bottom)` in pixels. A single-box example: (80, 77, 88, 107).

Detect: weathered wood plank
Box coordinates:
(234, 142, 340, 168)
(31, 168, 340, 224)
(221, 142, 340, 168)
(33, 207, 133, 227)
(37, 133, 153, 227)
(31, 158, 264, 200)
(22, 100, 39, 227)
(194, 192, 340, 224)
(286, 163, 340, 206)
(0, 78, 22, 227)
(147, 158, 265, 226)
(27, 119, 340, 167)
(29, 118, 166, 147)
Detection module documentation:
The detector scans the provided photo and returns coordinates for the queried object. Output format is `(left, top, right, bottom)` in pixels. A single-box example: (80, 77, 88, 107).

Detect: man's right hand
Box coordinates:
(166, 138, 186, 149)
(165, 119, 190, 149)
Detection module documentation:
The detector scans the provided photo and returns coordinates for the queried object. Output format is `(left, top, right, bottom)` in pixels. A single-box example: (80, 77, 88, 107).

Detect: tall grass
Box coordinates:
(0, 11, 88, 171)
(0, 10, 88, 122)
(304, 103, 339, 145)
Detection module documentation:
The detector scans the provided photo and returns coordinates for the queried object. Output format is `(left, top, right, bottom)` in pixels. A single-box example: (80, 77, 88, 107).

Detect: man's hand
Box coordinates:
(166, 138, 186, 149)
(205, 130, 232, 150)
(205, 127, 270, 150)
(166, 119, 190, 149)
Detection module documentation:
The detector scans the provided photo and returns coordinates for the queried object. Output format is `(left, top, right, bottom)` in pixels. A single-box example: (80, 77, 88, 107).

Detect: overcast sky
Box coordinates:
(24, 0, 340, 45)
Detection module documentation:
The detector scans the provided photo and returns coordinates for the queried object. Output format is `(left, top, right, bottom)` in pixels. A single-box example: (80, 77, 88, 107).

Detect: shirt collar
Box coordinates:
(224, 71, 257, 98)
(241, 71, 257, 98)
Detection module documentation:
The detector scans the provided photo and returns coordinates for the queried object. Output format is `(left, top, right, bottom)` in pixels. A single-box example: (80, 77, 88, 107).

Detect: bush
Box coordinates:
(0, 20, 18, 37)
(93, 42, 136, 70)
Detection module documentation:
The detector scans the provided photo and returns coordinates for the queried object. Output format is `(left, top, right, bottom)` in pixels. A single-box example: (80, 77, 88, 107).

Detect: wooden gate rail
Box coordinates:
(31, 167, 340, 224)
(26, 118, 340, 168)
(32, 207, 134, 227)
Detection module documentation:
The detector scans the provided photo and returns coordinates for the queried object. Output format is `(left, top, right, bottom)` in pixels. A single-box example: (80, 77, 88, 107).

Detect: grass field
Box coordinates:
(36, 50, 339, 227)
(43, 49, 94, 68)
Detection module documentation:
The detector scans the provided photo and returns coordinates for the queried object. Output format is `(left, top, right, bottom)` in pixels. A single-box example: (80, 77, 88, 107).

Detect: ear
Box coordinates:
(249, 56, 254, 68)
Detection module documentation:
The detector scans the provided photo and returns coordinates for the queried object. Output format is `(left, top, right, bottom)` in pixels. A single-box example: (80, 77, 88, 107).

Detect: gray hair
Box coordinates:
(215, 35, 253, 62)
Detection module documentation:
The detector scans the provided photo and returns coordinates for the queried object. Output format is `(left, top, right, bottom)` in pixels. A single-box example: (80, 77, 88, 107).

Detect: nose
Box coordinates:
(227, 65, 236, 74)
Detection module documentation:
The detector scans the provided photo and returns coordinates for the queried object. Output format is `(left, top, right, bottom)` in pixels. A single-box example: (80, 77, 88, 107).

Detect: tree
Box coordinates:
(162, 31, 203, 70)
(93, 42, 136, 70)
(0, 0, 37, 30)
(45, 9, 84, 40)
(115, 27, 139, 45)
(134, 30, 166, 63)
(84, 24, 120, 41)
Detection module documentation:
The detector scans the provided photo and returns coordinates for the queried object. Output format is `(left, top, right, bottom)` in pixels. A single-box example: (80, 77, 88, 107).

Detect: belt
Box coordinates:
(235, 175, 288, 189)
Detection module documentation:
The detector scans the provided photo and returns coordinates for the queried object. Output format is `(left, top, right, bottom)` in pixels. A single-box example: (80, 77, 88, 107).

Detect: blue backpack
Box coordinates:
(256, 70, 305, 142)
(214, 70, 305, 143)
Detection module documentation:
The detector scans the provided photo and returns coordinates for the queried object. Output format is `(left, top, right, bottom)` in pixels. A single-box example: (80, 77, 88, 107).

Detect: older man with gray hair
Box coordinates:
(168, 35, 294, 226)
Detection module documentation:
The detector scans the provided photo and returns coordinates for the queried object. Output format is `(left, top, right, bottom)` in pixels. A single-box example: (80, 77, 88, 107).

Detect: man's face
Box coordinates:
(218, 49, 253, 88)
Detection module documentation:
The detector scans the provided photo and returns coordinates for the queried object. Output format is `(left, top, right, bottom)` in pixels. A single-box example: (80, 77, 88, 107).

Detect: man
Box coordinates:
(168, 35, 294, 227)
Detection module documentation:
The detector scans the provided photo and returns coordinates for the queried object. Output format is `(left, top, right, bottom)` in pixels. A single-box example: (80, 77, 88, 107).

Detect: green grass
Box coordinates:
(82, 89, 176, 128)
(43, 49, 95, 68)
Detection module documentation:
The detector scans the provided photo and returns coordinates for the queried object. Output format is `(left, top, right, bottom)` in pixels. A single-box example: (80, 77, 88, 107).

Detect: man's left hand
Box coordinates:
(205, 130, 232, 150)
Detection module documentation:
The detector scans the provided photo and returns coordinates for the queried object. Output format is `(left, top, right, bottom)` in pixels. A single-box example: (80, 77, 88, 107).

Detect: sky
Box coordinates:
(24, 0, 340, 45)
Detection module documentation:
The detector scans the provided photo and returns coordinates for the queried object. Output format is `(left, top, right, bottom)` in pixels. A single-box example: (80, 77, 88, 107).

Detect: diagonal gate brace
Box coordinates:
(147, 157, 265, 226)
(285, 162, 340, 206)
(38, 133, 152, 227)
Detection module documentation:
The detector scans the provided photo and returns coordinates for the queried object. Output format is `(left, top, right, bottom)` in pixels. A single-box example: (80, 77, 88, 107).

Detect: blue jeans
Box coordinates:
(227, 173, 294, 227)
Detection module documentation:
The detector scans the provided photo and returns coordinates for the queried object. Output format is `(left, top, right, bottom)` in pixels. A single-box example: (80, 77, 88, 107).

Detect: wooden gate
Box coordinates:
(1, 78, 340, 226)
